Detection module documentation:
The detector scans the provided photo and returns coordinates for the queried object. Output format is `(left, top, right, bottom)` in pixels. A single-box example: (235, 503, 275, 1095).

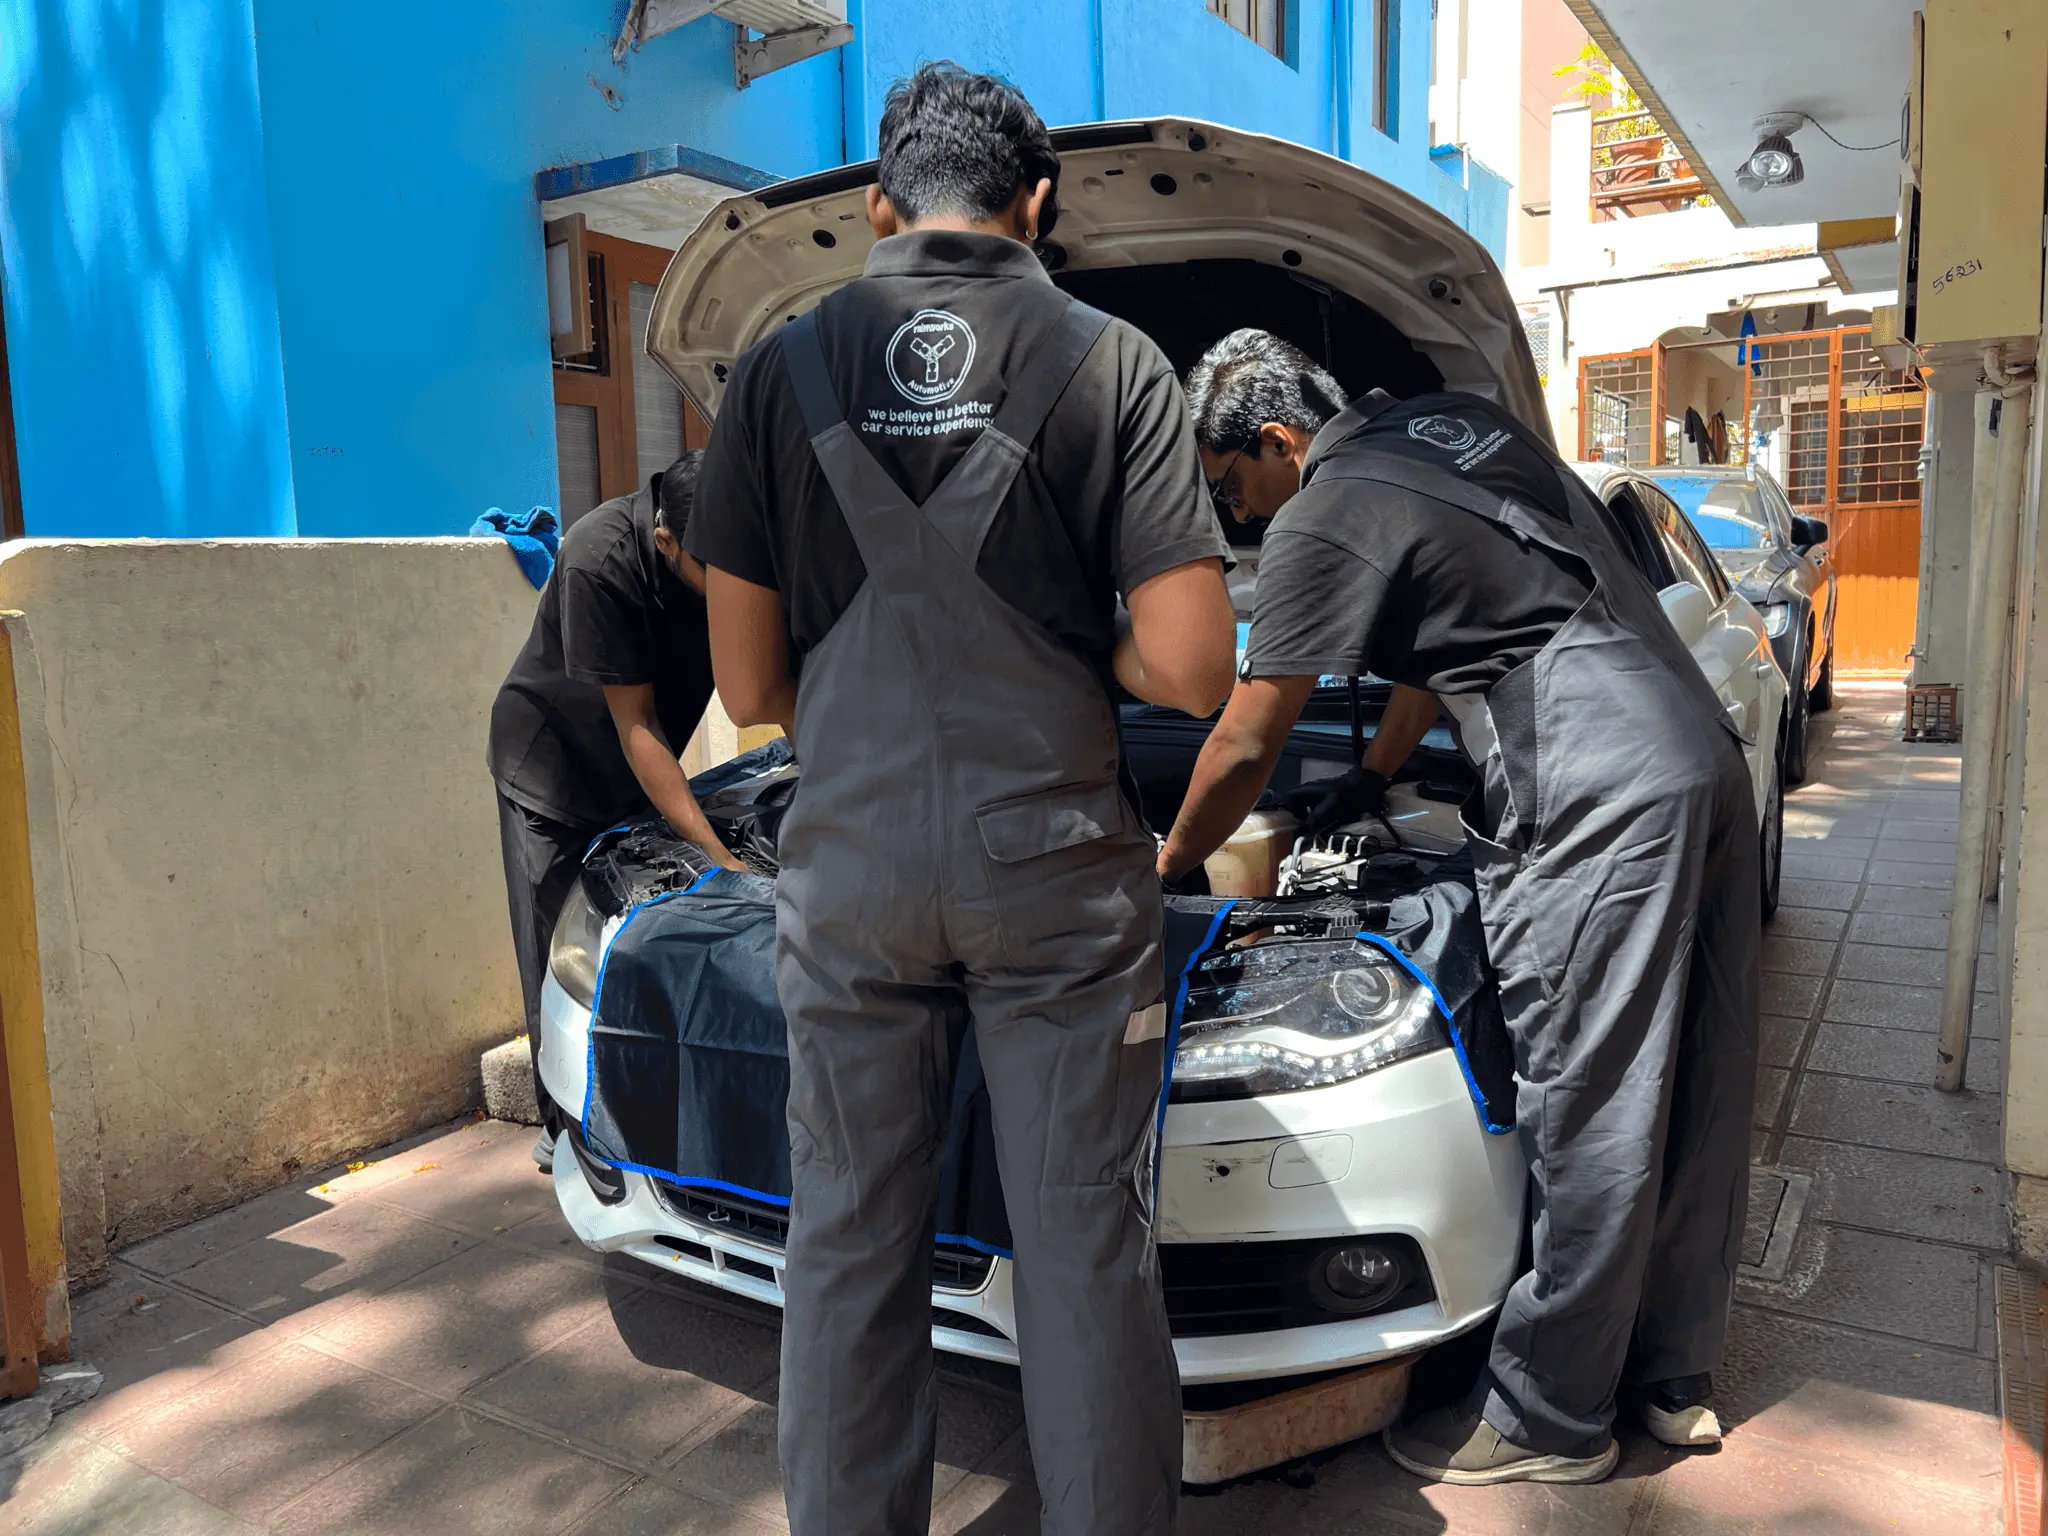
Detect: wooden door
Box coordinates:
(551, 232, 710, 528)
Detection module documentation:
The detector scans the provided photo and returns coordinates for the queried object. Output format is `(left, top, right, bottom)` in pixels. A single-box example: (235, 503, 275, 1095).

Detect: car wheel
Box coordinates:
(1761, 755, 1784, 923)
(1809, 648, 1833, 713)
(1782, 671, 1811, 785)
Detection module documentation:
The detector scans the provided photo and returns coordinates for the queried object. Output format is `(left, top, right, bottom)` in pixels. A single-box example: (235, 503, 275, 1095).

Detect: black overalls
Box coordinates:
(1297, 397, 1761, 1454)
(771, 300, 1181, 1534)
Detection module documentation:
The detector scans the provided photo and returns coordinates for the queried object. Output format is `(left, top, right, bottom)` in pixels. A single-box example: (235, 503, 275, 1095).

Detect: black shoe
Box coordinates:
(1640, 1374, 1721, 1446)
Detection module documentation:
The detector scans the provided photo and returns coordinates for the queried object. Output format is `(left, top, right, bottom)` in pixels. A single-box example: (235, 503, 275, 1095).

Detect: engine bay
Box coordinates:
(581, 703, 1479, 924)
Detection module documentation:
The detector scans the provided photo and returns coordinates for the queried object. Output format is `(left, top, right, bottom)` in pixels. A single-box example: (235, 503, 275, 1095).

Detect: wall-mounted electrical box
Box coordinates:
(1895, 0, 2047, 388)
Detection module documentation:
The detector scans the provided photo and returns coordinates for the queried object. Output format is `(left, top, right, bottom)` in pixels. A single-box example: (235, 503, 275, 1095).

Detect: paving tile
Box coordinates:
(1806, 1022, 2003, 1093)
(1264, 1434, 1666, 1535)
(174, 1196, 480, 1337)
(1779, 877, 1860, 912)
(1787, 1074, 2002, 1163)
(1846, 910, 1950, 949)
(306, 1237, 611, 1398)
(65, 1268, 277, 1432)
(266, 1405, 631, 1536)
(1855, 882, 1955, 916)
(662, 1396, 787, 1528)
(365, 1129, 560, 1239)
(1720, 1303, 1998, 1429)
(1882, 817, 1961, 842)
(1761, 971, 1823, 1017)
(930, 1383, 1026, 1502)
(1641, 1412, 2000, 1534)
(565, 1476, 784, 1535)
(1824, 978, 1998, 1037)
(1758, 1014, 1810, 1071)
(1867, 858, 1955, 889)
(474, 1284, 780, 1466)
(1765, 906, 1847, 942)
(1782, 810, 1882, 840)
(1823, 978, 1940, 1030)
(1773, 1135, 2006, 1249)
(120, 1182, 344, 1278)
(1780, 852, 1868, 884)
(1884, 794, 1966, 819)
(1832, 941, 1957, 988)
(0, 1428, 261, 1535)
(1872, 836, 1957, 865)
(1754, 1067, 1790, 1128)
(102, 1342, 438, 1519)
(1760, 935, 1834, 976)
(1740, 1225, 1982, 1348)
(1783, 833, 1876, 862)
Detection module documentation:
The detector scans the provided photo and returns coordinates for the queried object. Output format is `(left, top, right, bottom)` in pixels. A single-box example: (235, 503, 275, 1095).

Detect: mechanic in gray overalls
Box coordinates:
(1159, 330, 1760, 1485)
(689, 64, 1237, 1535)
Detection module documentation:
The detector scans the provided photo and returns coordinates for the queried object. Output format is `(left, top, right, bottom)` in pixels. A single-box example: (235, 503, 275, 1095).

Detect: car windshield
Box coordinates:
(1654, 476, 1773, 551)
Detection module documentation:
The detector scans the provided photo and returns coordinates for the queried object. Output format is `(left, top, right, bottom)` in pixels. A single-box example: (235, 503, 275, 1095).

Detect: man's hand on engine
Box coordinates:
(1279, 766, 1389, 836)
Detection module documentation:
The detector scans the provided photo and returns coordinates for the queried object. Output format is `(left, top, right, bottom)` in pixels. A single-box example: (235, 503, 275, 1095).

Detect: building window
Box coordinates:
(1522, 312, 1551, 388)
(1208, 0, 1284, 58)
(1371, 0, 1398, 136)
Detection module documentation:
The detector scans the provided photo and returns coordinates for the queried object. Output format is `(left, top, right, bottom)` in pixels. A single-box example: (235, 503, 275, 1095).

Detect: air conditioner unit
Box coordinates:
(616, 0, 852, 87)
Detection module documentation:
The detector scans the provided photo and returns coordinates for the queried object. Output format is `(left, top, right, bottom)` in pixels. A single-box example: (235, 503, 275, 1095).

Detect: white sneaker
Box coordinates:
(1643, 1401, 1723, 1446)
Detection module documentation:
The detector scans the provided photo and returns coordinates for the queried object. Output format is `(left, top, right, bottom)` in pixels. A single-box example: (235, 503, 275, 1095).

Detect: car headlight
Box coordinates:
(1172, 940, 1448, 1099)
(1760, 601, 1793, 638)
(547, 882, 605, 1009)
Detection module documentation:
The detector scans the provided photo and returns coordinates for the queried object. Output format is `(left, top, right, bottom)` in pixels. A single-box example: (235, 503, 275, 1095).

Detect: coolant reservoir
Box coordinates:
(1203, 808, 1301, 898)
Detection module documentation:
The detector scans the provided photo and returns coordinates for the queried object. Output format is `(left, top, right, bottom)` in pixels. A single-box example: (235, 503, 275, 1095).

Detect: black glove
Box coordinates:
(1280, 767, 1389, 837)
(1160, 863, 1211, 897)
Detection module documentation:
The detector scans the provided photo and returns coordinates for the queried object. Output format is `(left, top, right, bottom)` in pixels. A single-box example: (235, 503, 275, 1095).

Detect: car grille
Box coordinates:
(1158, 1235, 1435, 1337)
(651, 1181, 996, 1294)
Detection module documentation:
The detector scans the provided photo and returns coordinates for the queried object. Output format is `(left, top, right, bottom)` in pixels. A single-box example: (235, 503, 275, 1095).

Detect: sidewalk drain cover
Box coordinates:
(1739, 1167, 1812, 1283)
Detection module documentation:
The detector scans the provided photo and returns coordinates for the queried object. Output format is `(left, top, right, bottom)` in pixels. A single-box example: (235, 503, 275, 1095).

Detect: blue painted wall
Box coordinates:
(1, 0, 1508, 538)
(250, 0, 843, 537)
(0, 0, 296, 537)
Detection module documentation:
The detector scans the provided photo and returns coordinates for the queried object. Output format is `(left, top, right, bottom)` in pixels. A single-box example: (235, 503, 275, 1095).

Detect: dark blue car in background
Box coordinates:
(1641, 466, 1836, 783)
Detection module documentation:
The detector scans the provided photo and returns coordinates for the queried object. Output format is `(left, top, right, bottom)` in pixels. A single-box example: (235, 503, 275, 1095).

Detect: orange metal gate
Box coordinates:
(1580, 326, 1925, 676)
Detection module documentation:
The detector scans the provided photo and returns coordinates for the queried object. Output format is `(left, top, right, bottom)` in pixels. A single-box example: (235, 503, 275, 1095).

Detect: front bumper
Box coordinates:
(539, 967, 1524, 1385)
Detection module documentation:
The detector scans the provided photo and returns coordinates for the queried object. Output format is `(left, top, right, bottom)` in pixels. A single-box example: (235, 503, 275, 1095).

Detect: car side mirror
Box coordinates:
(1659, 581, 1714, 645)
(1791, 515, 1829, 549)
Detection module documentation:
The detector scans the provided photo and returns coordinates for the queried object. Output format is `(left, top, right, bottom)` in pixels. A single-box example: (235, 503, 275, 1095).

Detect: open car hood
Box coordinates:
(645, 118, 1548, 443)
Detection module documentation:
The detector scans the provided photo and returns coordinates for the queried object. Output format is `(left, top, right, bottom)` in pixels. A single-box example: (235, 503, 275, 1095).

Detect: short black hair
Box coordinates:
(655, 450, 703, 536)
(1186, 330, 1348, 456)
(876, 62, 1058, 226)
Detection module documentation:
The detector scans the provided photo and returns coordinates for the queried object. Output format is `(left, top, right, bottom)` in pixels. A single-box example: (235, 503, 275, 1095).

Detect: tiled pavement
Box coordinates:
(1, 687, 2008, 1534)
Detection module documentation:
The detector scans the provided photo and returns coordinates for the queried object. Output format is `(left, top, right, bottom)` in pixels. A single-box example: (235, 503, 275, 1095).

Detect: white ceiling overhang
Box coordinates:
(1565, 1, 1917, 227)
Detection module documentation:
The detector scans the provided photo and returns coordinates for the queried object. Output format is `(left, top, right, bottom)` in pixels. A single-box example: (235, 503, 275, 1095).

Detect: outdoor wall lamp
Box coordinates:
(1738, 114, 1807, 191)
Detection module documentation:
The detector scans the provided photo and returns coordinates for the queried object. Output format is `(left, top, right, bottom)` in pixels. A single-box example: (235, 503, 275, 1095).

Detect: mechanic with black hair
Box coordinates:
(691, 61, 1235, 1536)
(1160, 329, 1761, 1486)
(487, 450, 738, 1174)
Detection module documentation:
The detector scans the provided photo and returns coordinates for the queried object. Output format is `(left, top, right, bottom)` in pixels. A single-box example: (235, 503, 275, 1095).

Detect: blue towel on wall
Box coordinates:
(471, 506, 560, 590)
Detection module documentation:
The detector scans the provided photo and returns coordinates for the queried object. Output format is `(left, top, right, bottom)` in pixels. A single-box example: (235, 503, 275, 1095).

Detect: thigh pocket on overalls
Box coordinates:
(974, 779, 1127, 864)
(976, 779, 1144, 965)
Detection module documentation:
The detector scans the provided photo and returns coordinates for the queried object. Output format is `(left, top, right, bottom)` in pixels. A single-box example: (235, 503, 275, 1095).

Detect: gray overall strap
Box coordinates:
(778, 300, 1113, 571)
(1309, 447, 1579, 561)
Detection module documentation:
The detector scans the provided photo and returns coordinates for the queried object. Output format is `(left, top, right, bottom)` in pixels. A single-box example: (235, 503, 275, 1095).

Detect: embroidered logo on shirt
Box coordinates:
(885, 309, 977, 405)
(1406, 415, 1480, 453)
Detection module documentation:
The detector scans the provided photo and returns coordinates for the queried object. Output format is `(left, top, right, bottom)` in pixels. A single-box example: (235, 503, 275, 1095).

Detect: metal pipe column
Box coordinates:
(1937, 369, 2035, 1091)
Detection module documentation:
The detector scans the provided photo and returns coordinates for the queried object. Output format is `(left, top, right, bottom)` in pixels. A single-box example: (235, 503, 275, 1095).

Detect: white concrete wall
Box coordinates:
(0, 539, 540, 1279)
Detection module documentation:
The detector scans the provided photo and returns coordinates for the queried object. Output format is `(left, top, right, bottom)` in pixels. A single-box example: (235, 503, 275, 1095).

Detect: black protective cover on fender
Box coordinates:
(580, 872, 1228, 1256)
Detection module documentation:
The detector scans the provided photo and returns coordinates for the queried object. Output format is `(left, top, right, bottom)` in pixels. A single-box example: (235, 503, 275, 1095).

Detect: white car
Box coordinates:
(537, 118, 1788, 1413)
(1570, 462, 1790, 916)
